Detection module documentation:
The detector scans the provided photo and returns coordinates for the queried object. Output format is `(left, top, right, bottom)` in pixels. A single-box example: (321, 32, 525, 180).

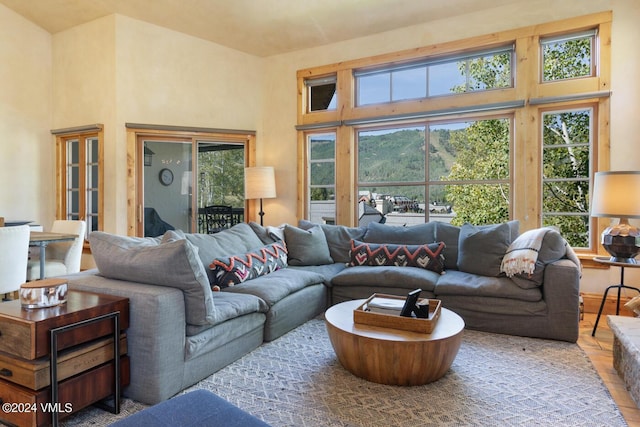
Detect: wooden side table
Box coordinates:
(0, 290, 130, 427)
(591, 257, 640, 336)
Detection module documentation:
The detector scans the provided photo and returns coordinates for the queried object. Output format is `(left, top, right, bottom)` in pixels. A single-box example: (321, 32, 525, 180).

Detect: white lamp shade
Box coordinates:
(244, 167, 276, 200)
(590, 171, 640, 218)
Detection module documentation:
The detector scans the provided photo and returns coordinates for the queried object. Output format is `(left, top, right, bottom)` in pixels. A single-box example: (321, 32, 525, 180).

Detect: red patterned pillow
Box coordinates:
(209, 242, 288, 290)
(349, 239, 445, 273)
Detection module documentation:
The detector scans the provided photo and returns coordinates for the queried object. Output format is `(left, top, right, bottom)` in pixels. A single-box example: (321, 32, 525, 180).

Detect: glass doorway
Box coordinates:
(142, 139, 193, 236)
(138, 136, 248, 237)
(196, 141, 246, 233)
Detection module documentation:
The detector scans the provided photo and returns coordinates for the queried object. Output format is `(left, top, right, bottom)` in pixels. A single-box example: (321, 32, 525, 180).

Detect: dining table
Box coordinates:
(29, 231, 78, 280)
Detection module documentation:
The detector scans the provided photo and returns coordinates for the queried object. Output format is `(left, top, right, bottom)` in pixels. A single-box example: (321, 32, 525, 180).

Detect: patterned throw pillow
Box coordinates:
(209, 242, 288, 290)
(349, 239, 446, 274)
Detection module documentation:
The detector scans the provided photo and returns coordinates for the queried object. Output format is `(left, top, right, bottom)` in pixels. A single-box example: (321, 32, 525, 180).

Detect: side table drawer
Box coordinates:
(0, 319, 34, 360)
(0, 356, 130, 427)
(0, 334, 127, 390)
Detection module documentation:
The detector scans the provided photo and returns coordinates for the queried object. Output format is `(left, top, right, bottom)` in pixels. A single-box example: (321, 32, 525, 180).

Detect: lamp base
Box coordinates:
(601, 219, 639, 264)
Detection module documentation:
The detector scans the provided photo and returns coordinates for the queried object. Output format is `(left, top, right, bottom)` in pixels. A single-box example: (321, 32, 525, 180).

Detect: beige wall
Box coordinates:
(0, 4, 52, 226)
(51, 15, 263, 232)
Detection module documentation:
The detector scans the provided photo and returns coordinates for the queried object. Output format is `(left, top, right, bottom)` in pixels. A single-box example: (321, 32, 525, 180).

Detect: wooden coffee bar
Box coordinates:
(0, 290, 130, 427)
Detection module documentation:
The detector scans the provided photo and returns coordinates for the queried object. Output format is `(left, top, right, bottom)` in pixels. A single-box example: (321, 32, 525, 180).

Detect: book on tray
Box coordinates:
(365, 297, 405, 315)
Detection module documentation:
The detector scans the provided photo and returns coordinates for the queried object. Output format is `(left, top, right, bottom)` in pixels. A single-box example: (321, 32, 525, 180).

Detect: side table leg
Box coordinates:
(592, 285, 616, 337)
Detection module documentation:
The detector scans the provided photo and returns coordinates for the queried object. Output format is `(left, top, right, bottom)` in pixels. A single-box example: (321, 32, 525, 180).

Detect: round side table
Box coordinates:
(591, 256, 640, 336)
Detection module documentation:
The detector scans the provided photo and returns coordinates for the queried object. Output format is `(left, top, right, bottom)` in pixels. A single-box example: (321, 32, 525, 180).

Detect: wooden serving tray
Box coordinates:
(353, 293, 441, 334)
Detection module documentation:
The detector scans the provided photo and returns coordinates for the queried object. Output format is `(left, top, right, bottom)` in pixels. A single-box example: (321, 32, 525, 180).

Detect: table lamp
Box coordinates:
(244, 167, 276, 226)
(590, 171, 640, 263)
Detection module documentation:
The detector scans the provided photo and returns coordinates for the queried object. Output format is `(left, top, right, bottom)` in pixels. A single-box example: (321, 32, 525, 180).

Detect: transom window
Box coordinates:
(541, 30, 596, 82)
(355, 45, 513, 106)
(305, 76, 337, 112)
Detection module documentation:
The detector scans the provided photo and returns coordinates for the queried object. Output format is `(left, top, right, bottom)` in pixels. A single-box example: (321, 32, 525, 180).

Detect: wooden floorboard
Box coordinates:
(579, 312, 640, 426)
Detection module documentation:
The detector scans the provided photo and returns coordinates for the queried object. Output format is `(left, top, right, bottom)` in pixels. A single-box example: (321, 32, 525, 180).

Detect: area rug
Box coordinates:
(62, 319, 626, 426)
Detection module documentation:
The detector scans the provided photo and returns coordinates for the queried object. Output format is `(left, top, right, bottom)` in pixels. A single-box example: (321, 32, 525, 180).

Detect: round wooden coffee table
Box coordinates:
(325, 299, 464, 386)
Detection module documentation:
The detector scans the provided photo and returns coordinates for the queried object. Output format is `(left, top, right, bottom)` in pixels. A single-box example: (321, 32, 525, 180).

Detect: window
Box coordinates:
(305, 76, 337, 112)
(355, 45, 513, 106)
(307, 132, 336, 223)
(54, 125, 104, 238)
(542, 107, 592, 248)
(541, 30, 596, 82)
(297, 12, 611, 255)
(356, 119, 510, 227)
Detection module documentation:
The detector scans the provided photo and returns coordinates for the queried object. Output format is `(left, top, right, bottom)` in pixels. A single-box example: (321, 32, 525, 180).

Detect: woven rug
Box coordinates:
(62, 318, 627, 427)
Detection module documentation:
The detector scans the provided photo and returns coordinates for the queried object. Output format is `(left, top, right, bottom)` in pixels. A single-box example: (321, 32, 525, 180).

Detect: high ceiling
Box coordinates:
(0, 0, 520, 57)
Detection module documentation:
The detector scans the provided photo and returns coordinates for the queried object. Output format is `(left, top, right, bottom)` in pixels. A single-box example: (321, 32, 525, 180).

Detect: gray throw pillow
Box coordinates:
(89, 232, 216, 326)
(434, 222, 461, 270)
(457, 222, 515, 277)
(363, 222, 436, 245)
(299, 220, 366, 264)
(283, 224, 333, 266)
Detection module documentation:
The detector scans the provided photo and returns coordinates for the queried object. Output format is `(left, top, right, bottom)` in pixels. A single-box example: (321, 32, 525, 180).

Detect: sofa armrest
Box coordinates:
(541, 259, 580, 341)
(64, 271, 187, 404)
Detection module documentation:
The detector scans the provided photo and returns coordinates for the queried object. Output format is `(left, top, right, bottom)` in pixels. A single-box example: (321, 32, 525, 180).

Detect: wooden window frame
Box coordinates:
(296, 12, 611, 265)
(125, 125, 256, 237)
(53, 125, 105, 241)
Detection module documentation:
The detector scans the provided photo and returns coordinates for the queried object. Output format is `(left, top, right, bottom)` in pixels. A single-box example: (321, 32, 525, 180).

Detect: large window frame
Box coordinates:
(53, 124, 104, 240)
(296, 12, 612, 260)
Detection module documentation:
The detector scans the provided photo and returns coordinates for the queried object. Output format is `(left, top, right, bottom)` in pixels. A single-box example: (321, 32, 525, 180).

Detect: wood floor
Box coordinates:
(579, 312, 640, 426)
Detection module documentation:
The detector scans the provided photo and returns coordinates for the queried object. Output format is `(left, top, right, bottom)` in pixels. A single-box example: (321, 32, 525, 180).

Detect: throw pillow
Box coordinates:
(89, 232, 216, 326)
(299, 220, 366, 264)
(349, 239, 446, 274)
(283, 224, 333, 266)
(457, 222, 515, 277)
(363, 222, 436, 245)
(209, 242, 288, 290)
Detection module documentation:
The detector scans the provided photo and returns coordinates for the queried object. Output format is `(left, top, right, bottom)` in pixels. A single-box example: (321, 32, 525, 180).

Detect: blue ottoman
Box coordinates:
(109, 389, 270, 427)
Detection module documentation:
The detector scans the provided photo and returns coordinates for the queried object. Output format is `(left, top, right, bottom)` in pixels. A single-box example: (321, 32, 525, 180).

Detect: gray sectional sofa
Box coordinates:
(64, 219, 581, 405)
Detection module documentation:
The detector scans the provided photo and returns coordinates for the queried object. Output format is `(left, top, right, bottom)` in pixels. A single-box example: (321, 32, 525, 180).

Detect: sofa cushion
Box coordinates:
(223, 268, 326, 307)
(186, 291, 269, 336)
(288, 263, 347, 286)
(363, 222, 436, 245)
(435, 269, 542, 302)
(457, 221, 519, 276)
(209, 242, 288, 289)
(89, 232, 216, 326)
(348, 240, 445, 274)
(331, 265, 439, 292)
(283, 224, 333, 266)
(299, 220, 366, 264)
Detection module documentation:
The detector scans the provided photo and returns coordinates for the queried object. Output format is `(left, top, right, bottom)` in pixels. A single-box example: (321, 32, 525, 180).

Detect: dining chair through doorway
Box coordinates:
(26, 220, 86, 281)
(0, 224, 30, 300)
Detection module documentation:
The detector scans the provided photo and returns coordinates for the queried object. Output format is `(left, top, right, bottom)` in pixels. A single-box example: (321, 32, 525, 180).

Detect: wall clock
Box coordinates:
(159, 168, 174, 186)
